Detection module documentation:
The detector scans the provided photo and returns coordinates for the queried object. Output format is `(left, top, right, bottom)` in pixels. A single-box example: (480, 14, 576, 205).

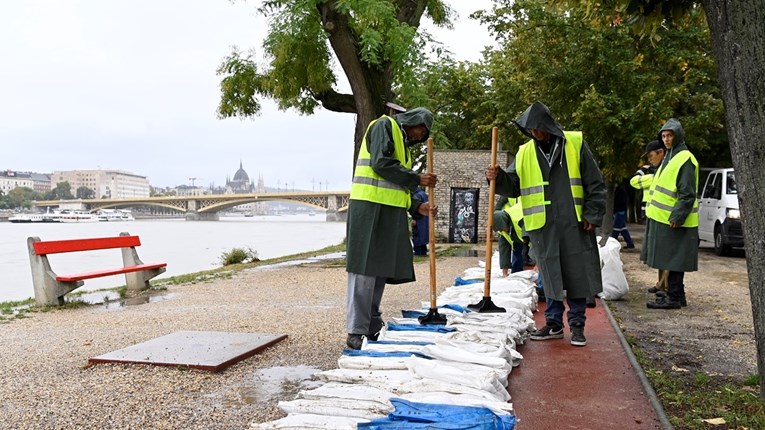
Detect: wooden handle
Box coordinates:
(484, 127, 499, 296)
(427, 138, 437, 307)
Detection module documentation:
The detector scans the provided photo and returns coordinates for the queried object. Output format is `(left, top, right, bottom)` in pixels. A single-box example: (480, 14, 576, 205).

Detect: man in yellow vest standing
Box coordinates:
(493, 196, 526, 276)
(486, 101, 606, 347)
(345, 107, 437, 350)
(642, 118, 699, 309)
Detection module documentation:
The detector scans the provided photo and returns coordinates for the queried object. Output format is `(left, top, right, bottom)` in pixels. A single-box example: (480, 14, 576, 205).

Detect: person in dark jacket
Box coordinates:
(411, 188, 429, 256)
(642, 118, 699, 309)
(493, 195, 525, 276)
(611, 184, 635, 248)
(345, 107, 437, 350)
(486, 101, 606, 347)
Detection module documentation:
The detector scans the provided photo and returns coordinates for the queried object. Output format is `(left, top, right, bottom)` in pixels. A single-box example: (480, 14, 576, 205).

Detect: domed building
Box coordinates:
(225, 161, 255, 194)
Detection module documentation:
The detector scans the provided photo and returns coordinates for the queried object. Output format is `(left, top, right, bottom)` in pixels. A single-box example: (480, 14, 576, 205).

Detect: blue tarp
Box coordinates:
(341, 349, 431, 359)
(387, 323, 457, 333)
(401, 304, 469, 319)
(454, 277, 483, 286)
(366, 340, 434, 346)
(358, 398, 516, 429)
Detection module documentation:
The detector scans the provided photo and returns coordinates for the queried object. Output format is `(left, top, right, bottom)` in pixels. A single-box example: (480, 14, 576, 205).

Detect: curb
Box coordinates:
(602, 300, 674, 430)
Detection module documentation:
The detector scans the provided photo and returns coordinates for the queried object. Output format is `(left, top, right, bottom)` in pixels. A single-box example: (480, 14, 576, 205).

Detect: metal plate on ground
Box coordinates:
(89, 331, 287, 372)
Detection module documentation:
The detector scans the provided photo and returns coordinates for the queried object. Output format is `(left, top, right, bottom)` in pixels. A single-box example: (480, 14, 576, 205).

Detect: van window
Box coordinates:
(703, 173, 722, 199)
(726, 171, 737, 194)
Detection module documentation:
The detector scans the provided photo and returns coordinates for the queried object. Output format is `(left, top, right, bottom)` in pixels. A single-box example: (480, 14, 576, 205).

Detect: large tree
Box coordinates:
(554, 0, 765, 398)
(217, 0, 452, 167)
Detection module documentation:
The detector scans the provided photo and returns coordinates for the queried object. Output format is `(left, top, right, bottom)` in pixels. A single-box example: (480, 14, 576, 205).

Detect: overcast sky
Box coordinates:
(1, 0, 495, 191)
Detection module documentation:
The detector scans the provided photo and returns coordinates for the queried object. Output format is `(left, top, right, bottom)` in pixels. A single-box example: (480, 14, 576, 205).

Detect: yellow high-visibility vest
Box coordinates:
(515, 131, 584, 231)
(498, 198, 524, 243)
(646, 151, 699, 227)
(350, 116, 412, 208)
(630, 173, 655, 203)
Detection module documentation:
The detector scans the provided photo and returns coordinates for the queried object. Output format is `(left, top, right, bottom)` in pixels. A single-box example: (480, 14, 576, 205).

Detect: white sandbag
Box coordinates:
(315, 369, 414, 390)
(362, 342, 431, 355)
(278, 398, 390, 419)
(250, 413, 367, 429)
(405, 356, 510, 394)
(596, 236, 630, 300)
(299, 382, 394, 406)
(421, 343, 512, 371)
(396, 377, 511, 402)
(337, 355, 410, 371)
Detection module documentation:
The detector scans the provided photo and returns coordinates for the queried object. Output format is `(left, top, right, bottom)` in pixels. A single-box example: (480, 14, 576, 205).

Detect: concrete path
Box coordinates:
(507, 299, 670, 429)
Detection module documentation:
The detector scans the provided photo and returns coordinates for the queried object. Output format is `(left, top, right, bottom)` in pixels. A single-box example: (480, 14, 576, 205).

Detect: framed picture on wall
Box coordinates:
(449, 187, 479, 243)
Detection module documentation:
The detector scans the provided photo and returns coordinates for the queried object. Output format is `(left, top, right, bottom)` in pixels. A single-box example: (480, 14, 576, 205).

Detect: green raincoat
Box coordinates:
(640, 119, 699, 272)
(346, 108, 432, 283)
(495, 102, 606, 300)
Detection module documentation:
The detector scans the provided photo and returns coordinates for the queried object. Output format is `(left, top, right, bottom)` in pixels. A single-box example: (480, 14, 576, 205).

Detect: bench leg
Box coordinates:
(27, 237, 83, 306)
(120, 234, 166, 293)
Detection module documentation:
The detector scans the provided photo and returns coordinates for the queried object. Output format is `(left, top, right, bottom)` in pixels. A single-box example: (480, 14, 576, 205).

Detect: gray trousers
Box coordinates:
(346, 272, 386, 335)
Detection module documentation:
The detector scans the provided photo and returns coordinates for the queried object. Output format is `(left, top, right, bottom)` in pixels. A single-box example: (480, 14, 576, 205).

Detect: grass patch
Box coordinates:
(609, 305, 764, 429)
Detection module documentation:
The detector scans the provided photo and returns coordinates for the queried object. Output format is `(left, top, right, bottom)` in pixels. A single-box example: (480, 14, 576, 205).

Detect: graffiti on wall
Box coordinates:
(449, 187, 479, 243)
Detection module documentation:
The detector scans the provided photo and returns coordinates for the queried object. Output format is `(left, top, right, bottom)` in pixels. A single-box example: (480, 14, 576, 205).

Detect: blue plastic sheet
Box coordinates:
(341, 349, 431, 359)
(358, 398, 516, 429)
(367, 340, 434, 346)
(401, 304, 469, 319)
(454, 277, 483, 286)
(386, 323, 457, 333)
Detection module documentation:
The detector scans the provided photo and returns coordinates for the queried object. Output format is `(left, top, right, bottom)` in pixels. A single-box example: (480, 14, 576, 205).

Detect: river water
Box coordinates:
(0, 214, 347, 302)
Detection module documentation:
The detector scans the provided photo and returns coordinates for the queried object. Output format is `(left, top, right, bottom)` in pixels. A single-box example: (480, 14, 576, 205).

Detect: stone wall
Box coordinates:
(430, 149, 513, 243)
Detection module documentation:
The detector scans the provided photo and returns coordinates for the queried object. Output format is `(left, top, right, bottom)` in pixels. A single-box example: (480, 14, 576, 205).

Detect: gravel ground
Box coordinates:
(0, 254, 477, 430)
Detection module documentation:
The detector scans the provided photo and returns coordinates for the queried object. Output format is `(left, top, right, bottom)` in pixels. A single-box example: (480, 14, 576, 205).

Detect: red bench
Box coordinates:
(27, 232, 167, 306)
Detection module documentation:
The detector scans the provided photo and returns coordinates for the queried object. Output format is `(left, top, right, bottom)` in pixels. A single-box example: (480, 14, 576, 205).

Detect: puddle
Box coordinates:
(71, 291, 175, 308)
(247, 252, 345, 272)
(453, 249, 479, 257)
(212, 365, 323, 407)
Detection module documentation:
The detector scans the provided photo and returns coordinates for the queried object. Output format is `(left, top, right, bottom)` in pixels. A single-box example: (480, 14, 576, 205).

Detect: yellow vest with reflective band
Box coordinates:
(498, 198, 524, 243)
(350, 116, 412, 208)
(630, 173, 655, 203)
(645, 151, 699, 227)
(515, 131, 584, 231)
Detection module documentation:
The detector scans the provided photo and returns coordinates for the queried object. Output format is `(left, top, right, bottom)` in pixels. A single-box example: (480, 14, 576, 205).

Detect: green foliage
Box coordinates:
(75, 186, 96, 199)
(219, 247, 260, 266)
(47, 181, 74, 200)
(0, 186, 42, 209)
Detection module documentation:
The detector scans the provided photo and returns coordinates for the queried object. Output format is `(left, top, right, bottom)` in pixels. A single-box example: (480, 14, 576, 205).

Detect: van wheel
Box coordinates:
(714, 225, 731, 256)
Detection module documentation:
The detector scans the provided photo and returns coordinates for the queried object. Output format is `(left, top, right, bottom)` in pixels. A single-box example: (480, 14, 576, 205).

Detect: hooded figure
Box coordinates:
(642, 118, 699, 309)
(492, 101, 606, 346)
(345, 107, 436, 349)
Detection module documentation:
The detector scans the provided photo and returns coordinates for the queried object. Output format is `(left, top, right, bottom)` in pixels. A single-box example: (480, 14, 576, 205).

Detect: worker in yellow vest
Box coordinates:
(346, 107, 437, 350)
(493, 196, 525, 276)
(642, 118, 699, 309)
(486, 101, 606, 347)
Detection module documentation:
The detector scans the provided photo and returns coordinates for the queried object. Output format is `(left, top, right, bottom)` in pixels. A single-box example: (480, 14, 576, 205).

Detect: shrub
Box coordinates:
(219, 247, 260, 266)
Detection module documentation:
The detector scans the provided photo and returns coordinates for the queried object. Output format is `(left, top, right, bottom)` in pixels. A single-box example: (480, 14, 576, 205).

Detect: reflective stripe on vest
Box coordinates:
(630, 173, 654, 203)
(501, 199, 524, 241)
(645, 151, 699, 227)
(515, 131, 584, 231)
(350, 116, 412, 208)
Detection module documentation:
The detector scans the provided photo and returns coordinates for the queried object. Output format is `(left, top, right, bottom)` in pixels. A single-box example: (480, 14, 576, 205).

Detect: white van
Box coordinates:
(698, 168, 743, 255)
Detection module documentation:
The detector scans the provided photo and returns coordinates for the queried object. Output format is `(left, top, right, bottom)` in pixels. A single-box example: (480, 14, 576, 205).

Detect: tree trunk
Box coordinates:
(702, 0, 765, 398)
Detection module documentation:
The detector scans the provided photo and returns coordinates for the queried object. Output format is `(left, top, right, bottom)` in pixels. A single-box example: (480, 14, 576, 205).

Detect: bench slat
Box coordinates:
(33, 236, 142, 255)
(55, 263, 167, 282)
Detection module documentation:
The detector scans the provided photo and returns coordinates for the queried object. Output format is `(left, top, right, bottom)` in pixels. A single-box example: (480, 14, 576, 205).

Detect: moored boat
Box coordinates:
(8, 213, 45, 223)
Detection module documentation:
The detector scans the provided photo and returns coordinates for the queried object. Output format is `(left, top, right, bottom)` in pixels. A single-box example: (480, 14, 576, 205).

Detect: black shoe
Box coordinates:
(646, 296, 681, 309)
(530, 325, 564, 341)
(570, 326, 587, 347)
(346, 334, 364, 350)
(680, 296, 687, 307)
(625, 244, 635, 249)
(368, 320, 384, 341)
(647, 287, 663, 294)
(586, 296, 596, 308)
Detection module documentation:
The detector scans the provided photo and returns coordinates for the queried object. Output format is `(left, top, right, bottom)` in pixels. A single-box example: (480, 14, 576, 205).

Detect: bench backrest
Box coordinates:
(33, 236, 142, 255)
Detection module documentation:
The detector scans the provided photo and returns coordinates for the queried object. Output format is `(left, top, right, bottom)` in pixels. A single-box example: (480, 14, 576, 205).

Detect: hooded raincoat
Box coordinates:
(640, 119, 699, 272)
(494, 102, 606, 300)
(346, 108, 433, 283)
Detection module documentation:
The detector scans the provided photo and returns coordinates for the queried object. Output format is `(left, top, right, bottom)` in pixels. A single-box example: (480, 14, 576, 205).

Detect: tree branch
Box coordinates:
(314, 90, 357, 113)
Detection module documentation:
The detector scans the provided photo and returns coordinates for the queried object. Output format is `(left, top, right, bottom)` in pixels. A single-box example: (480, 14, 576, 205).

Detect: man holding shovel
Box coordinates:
(345, 107, 437, 350)
(486, 101, 606, 347)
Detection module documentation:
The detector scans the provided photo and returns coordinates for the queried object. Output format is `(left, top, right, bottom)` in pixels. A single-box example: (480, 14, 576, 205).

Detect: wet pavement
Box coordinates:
(508, 299, 670, 429)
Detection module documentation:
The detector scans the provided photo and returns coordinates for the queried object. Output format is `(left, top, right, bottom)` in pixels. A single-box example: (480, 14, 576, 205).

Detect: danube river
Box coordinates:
(0, 214, 346, 302)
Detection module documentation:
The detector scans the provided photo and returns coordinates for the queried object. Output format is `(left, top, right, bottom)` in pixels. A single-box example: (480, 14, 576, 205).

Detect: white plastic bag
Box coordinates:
(597, 236, 629, 300)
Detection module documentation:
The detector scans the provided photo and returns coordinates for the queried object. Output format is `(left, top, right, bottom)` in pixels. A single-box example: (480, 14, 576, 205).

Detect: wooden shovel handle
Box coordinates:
(484, 127, 499, 296)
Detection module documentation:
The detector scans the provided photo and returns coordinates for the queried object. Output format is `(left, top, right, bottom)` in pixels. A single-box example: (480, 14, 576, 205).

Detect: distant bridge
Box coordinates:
(33, 191, 351, 221)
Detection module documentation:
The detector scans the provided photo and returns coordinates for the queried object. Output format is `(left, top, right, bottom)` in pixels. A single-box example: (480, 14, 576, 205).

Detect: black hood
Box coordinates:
(513, 101, 565, 140)
(394, 107, 433, 144)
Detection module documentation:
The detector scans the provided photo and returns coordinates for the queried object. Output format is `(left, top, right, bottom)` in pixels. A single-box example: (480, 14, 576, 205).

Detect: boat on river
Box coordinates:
(8, 213, 45, 223)
(56, 210, 99, 223)
(97, 209, 135, 222)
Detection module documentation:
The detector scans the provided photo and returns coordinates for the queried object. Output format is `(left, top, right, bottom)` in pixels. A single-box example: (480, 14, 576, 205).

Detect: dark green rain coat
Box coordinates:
(345, 108, 432, 283)
(640, 118, 699, 272)
(495, 102, 606, 300)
